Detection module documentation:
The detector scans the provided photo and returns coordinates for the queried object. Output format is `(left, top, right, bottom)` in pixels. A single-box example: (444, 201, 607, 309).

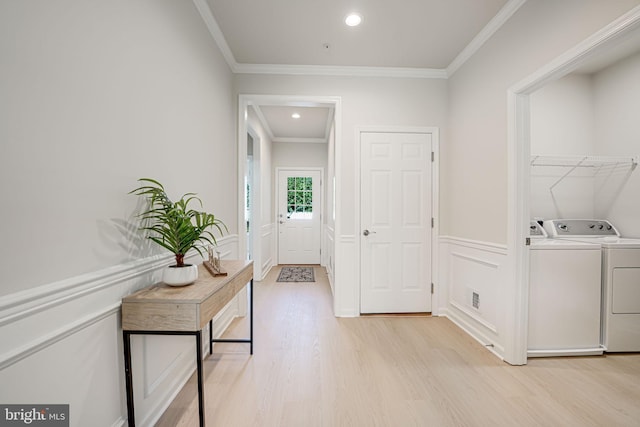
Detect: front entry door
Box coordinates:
(360, 132, 433, 313)
(278, 169, 321, 264)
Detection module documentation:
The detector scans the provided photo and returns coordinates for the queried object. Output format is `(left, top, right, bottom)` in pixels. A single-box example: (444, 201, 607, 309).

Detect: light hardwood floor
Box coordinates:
(156, 266, 640, 427)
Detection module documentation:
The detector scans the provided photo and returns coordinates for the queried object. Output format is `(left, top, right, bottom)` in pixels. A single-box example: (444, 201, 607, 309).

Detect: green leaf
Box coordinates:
(129, 178, 227, 257)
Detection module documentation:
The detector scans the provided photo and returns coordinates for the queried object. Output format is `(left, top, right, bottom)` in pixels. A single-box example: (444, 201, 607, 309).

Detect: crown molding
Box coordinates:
(234, 63, 448, 79)
(192, 0, 239, 72)
(273, 137, 328, 144)
(447, 0, 527, 77)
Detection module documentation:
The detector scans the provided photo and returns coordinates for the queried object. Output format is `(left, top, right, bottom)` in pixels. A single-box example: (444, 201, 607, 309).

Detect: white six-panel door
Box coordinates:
(278, 169, 322, 265)
(360, 132, 432, 313)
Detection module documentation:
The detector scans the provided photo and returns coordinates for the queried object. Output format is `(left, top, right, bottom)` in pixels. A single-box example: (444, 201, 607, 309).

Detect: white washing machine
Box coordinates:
(528, 221, 603, 357)
(544, 219, 640, 352)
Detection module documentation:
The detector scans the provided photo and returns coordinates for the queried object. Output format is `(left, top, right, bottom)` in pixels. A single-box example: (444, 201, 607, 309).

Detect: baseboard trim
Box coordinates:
(259, 262, 274, 281)
(441, 308, 505, 359)
(449, 301, 498, 334)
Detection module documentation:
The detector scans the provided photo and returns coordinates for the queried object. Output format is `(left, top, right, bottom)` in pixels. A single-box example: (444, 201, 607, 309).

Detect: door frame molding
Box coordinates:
(355, 126, 440, 315)
(506, 7, 640, 365)
(246, 124, 261, 277)
(275, 167, 325, 265)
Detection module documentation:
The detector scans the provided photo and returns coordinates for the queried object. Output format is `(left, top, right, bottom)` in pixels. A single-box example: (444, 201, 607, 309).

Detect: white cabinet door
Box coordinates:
(278, 169, 321, 264)
(360, 132, 432, 313)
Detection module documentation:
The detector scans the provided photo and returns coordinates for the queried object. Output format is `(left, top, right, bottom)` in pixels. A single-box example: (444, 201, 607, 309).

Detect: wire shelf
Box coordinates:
(530, 155, 638, 168)
(530, 155, 637, 191)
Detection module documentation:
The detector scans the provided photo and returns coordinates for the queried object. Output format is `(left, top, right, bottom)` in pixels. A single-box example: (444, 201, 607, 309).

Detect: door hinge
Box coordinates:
(431, 283, 434, 294)
(431, 218, 434, 228)
(431, 152, 435, 162)
(525, 237, 531, 246)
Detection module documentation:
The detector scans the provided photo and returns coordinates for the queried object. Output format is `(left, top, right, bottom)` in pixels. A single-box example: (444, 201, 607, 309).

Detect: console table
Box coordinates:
(121, 260, 253, 427)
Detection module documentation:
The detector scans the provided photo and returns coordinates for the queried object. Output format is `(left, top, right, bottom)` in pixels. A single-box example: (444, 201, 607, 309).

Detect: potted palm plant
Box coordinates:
(130, 178, 227, 286)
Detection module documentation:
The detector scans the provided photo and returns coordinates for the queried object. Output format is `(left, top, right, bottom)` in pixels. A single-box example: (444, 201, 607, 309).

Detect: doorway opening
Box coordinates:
(237, 95, 341, 295)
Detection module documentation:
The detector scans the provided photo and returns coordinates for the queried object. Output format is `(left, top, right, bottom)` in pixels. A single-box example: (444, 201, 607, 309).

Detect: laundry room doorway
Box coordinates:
(507, 9, 640, 365)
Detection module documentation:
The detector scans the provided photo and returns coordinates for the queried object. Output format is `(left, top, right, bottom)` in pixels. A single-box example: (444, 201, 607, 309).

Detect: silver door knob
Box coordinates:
(363, 229, 376, 236)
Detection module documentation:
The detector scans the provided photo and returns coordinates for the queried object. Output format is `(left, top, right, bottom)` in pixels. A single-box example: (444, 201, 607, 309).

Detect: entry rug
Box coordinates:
(277, 267, 315, 283)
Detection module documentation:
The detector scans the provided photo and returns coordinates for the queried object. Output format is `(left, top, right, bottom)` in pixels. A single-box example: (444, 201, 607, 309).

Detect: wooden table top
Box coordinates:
(121, 259, 254, 331)
(123, 260, 253, 304)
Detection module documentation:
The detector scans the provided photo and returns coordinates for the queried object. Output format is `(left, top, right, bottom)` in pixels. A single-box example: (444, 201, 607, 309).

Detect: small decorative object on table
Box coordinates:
(204, 245, 227, 277)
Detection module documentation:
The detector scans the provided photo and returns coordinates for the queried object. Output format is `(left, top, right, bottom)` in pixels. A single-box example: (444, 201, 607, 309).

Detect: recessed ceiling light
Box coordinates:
(291, 113, 301, 119)
(345, 13, 362, 27)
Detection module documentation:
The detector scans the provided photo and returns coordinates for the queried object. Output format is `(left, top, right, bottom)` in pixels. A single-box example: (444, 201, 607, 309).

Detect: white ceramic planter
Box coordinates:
(163, 264, 198, 286)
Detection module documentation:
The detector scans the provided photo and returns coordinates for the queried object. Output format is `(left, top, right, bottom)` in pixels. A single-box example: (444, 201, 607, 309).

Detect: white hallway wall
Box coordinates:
(0, 1, 238, 426)
(593, 50, 640, 237)
(530, 74, 597, 220)
(443, 0, 640, 361)
(272, 141, 328, 171)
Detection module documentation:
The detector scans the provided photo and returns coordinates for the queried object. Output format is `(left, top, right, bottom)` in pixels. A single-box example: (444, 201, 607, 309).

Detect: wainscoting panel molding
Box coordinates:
(325, 226, 335, 294)
(439, 236, 508, 359)
(260, 223, 274, 280)
(0, 235, 241, 427)
(335, 234, 357, 317)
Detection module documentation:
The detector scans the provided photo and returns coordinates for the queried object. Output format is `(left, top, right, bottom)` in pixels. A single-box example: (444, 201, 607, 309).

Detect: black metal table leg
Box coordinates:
(196, 332, 205, 426)
(123, 331, 135, 427)
(209, 280, 254, 353)
(123, 330, 206, 427)
(209, 319, 213, 355)
(250, 279, 254, 355)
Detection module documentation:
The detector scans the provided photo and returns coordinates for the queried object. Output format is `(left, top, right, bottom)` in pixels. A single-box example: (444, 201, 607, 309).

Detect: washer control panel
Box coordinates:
(543, 219, 619, 237)
(529, 221, 547, 237)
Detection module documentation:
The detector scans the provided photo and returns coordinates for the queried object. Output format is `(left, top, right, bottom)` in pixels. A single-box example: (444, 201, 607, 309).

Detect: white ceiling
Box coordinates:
(255, 105, 333, 143)
(205, 0, 510, 70)
(198, 0, 524, 141)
